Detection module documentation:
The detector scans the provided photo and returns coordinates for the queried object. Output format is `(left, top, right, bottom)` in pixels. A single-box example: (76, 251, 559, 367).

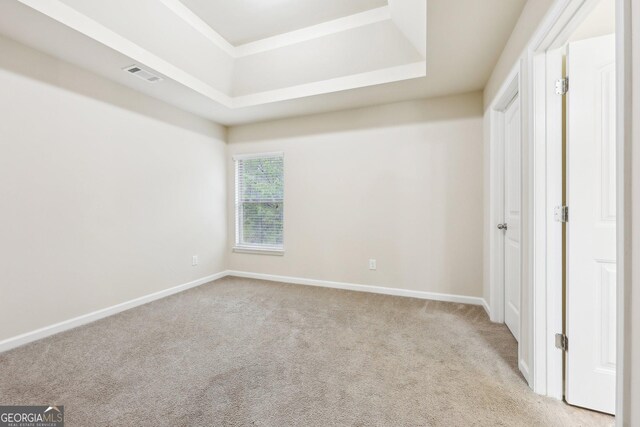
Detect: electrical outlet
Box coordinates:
(192, 255, 198, 266)
(369, 259, 377, 270)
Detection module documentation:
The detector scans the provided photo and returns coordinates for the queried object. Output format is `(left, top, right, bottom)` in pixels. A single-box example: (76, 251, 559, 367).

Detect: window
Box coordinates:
(234, 153, 284, 254)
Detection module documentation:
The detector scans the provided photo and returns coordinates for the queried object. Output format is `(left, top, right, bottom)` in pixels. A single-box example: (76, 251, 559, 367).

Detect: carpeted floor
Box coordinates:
(0, 277, 614, 426)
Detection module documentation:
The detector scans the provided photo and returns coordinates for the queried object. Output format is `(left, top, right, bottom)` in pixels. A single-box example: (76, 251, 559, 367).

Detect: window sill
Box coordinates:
(233, 246, 285, 256)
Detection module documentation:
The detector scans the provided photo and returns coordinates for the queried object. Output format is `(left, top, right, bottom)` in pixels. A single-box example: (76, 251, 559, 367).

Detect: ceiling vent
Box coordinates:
(123, 65, 163, 83)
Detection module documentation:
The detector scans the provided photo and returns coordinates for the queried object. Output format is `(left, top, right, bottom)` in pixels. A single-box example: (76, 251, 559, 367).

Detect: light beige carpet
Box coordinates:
(0, 277, 613, 426)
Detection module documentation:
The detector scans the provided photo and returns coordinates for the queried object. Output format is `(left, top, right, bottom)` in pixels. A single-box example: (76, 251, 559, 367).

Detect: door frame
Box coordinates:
(488, 0, 631, 421)
(616, 0, 632, 422)
(528, 0, 616, 401)
(487, 66, 522, 357)
(488, 67, 520, 325)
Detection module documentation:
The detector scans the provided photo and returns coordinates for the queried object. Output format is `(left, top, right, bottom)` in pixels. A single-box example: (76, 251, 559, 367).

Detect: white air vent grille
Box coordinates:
(123, 65, 163, 83)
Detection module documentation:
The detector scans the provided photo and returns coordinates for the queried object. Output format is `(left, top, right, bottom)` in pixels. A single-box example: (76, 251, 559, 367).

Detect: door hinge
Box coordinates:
(555, 77, 569, 95)
(554, 205, 569, 223)
(555, 333, 568, 351)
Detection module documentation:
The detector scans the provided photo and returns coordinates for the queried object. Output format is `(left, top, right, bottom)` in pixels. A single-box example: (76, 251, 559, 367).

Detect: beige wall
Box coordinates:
(0, 35, 227, 342)
(483, 0, 555, 108)
(227, 92, 484, 298)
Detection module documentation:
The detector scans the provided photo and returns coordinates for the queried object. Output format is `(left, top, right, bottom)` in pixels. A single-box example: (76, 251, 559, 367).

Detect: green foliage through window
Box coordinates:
(235, 155, 284, 248)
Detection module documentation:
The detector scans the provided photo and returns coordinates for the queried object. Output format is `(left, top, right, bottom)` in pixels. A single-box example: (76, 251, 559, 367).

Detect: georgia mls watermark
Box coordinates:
(0, 406, 64, 427)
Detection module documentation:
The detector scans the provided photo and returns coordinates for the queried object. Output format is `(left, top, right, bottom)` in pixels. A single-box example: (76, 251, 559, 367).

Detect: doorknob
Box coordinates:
(497, 223, 508, 230)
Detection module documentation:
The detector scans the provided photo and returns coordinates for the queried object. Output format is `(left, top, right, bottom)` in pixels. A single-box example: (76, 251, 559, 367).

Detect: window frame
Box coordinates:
(233, 152, 285, 255)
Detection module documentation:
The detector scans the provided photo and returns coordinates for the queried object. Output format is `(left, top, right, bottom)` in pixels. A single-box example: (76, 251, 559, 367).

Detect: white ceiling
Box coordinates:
(0, 0, 527, 126)
(179, 0, 388, 46)
(231, 0, 527, 123)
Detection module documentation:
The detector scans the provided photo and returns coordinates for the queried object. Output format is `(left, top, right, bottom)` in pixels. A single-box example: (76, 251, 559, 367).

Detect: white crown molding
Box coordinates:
(0, 271, 228, 353)
(158, 0, 236, 57)
(16, 0, 233, 107)
(232, 60, 426, 108)
(234, 6, 392, 57)
(159, 1, 391, 58)
(14, 0, 422, 110)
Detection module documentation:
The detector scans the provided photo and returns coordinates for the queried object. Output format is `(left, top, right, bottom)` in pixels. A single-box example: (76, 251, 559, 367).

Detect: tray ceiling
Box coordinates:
(0, 0, 527, 125)
(179, 0, 388, 46)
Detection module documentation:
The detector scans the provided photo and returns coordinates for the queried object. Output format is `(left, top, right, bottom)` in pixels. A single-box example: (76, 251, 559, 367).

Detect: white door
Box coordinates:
(503, 95, 521, 342)
(566, 34, 616, 415)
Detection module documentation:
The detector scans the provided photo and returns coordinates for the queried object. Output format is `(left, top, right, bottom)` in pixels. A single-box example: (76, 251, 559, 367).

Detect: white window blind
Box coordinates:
(235, 153, 284, 251)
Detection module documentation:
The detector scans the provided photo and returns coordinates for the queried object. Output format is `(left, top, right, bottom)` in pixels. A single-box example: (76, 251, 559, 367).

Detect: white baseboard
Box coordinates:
(0, 271, 227, 353)
(481, 299, 491, 318)
(226, 270, 487, 307)
(1, 270, 490, 353)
